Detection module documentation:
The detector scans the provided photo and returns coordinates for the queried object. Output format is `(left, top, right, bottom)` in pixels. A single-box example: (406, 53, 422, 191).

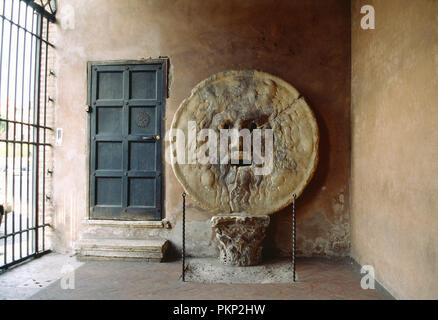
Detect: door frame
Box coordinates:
(86, 59, 168, 221)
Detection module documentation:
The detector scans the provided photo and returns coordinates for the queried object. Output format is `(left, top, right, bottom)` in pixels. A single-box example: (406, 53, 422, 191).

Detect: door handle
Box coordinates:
(142, 135, 160, 141)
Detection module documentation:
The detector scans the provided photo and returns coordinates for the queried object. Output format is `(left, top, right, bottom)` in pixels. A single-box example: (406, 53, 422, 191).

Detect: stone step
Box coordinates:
(75, 238, 169, 262)
(79, 219, 171, 241)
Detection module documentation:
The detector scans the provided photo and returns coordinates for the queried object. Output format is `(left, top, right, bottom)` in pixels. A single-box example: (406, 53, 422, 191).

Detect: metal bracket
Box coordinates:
(85, 105, 92, 113)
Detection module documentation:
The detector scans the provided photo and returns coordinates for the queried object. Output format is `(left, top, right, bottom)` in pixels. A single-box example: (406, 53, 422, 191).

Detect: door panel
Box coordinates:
(96, 142, 123, 170)
(130, 71, 157, 99)
(128, 178, 155, 207)
(130, 106, 157, 135)
(96, 107, 122, 135)
(97, 71, 124, 99)
(129, 142, 156, 171)
(89, 62, 164, 220)
(96, 177, 122, 206)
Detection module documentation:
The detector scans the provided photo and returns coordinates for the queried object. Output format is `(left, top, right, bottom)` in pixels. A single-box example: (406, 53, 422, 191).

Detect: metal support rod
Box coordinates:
(182, 192, 186, 282)
(292, 193, 297, 282)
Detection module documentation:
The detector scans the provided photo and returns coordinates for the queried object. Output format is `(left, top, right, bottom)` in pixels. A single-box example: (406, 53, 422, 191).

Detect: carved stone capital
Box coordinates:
(211, 214, 270, 266)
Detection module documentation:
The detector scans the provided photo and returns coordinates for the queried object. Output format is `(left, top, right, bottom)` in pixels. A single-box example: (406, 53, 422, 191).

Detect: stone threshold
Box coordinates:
(85, 219, 171, 229)
(75, 238, 169, 262)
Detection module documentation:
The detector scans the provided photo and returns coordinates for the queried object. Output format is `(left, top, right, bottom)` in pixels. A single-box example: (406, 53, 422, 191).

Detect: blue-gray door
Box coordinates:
(88, 62, 164, 220)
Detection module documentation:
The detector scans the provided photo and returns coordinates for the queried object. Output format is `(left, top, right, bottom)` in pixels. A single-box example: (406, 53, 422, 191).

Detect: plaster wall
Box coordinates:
(52, 0, 351, 257)
(351, 0, 438, 299)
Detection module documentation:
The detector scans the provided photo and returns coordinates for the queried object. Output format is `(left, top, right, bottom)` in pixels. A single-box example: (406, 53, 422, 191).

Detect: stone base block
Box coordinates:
(75, 238, 169, 262)
(210, 214, 270, 266)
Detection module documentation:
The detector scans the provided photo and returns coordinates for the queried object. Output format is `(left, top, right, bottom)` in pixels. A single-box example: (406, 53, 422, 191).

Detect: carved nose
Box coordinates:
(232, 135, 252, 167)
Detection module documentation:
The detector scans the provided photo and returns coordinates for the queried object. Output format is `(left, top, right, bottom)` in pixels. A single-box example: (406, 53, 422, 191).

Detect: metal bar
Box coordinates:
(0, 249, 51, 272)
(11, 0, 23, 262)
(26, 6, 35, 257)
(292, 193, 296, 282)
(18, 3, 29, 259)
(0, 118, 52, 130)
(0, 0, 4, 91)
(22, 0, 55, 23)
(0, 223, 50, 240)
(0, 139, 51, 146)
(41, 15, 49, 251)
(46, 1, 53, 15)
(0, 13, 54, 47)
(0, 0, 7, 267)
(2, 200, 6, 265)
(182, 192, 186, 282)
(4, 0, 15, 266)
(32, 10, 42, 254)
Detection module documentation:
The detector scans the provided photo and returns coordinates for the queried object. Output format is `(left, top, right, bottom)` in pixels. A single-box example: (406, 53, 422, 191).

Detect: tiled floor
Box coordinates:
(0, 253, 393, 300)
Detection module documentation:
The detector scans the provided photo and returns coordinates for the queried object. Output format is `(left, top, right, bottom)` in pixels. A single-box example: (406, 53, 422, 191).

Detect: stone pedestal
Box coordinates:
(210, 214, 270, 266)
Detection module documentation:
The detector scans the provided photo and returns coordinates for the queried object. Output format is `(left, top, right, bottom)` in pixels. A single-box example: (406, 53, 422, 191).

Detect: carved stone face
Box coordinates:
(170, 70, 319, 215)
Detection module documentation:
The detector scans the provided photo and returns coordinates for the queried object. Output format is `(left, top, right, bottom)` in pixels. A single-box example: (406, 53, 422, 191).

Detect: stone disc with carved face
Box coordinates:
(170, 70, 319, 215)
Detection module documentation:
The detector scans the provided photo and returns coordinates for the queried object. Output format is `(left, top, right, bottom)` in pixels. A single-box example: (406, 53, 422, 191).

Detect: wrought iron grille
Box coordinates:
(0, 0, 55, 271)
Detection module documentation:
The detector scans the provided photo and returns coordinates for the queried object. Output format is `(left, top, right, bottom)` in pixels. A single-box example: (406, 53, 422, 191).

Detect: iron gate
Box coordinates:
(0, 0, 55, 271)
